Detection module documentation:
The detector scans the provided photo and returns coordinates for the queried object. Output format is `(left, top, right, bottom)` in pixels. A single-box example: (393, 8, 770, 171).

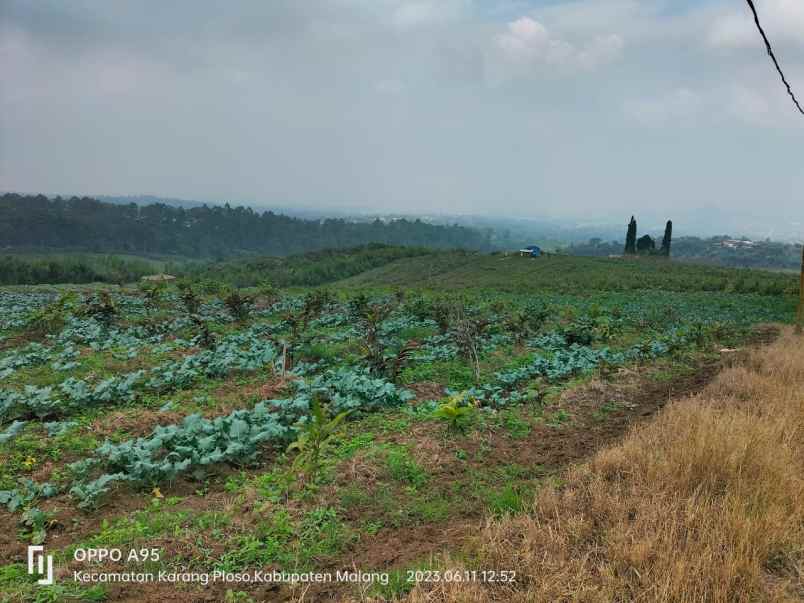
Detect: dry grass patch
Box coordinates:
(408, 327, 804, 603)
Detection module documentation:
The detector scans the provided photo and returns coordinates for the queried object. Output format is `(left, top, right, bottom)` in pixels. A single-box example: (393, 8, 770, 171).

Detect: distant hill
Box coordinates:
(0, 193, 491, 258)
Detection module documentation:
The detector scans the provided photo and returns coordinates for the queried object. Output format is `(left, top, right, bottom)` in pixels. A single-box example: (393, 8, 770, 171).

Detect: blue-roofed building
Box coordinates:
(518, 245, 541, 257)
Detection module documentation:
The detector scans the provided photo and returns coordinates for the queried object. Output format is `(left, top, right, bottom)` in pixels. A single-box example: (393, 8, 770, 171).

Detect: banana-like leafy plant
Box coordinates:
(223, 289, 254, 322)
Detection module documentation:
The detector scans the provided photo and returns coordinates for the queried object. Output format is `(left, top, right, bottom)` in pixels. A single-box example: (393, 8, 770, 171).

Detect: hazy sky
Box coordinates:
(1, 0, 803, 223)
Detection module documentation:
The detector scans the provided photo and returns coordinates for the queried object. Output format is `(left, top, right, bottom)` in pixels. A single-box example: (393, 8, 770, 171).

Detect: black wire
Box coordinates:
(744, 0, 804, 115)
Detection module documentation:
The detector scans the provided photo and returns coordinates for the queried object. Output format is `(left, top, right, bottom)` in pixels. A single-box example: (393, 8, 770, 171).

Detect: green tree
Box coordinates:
(637, 234, 656, 255)
(624, 216, 637, 255)
(660, 220, 673, 257)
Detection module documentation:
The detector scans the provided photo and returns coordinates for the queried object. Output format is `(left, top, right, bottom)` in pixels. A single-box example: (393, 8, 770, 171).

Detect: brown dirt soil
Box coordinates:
(0, 331, 48, 351)
(406, 381, 446, 403)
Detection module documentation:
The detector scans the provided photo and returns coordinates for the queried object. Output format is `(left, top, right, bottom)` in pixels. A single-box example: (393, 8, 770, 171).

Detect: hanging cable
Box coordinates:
(744, 0, 804, 115)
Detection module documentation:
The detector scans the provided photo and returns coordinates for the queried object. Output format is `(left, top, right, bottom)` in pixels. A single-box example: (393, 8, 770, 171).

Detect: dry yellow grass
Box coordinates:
(407, 327, 804, 603)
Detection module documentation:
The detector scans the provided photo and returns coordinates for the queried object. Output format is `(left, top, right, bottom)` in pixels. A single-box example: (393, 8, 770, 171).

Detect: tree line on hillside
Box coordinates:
(0, 194, 491, 258)
(0, 245, 435, 287)
(0, 254, 172, 286)
(569, 234, 802, 270)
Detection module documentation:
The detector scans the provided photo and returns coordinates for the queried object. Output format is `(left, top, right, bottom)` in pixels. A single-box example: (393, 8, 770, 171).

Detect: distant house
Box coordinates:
(518, 245, 542, 257)
(719, 239, 755, 249)
(141, 273, 176, 283)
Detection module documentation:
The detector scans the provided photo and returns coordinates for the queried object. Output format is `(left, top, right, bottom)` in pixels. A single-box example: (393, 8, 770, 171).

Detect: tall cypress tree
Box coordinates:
(660, 220, 673, 257)
(624, 216, 637, 255)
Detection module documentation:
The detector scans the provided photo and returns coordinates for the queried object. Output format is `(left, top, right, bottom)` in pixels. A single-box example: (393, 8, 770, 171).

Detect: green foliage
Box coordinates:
(431, 298, 452, 334)
(80, 291, 117, 325)
(256, 281, 280, 305)
(505, 303, 549, 344)
(624, 215, 637, 255)
(385, 447, 427, 488)
(0, 258, 795, 558)
(637, 234, 656, 255)
(1, 194, 491, 261)
(484, 484, 530, 515)
(432, 393, 477, 433)
(178, 284, 201, 314)
(0, 479, 58, 513)
(214, 506, 351, 572)
(26, 292, 78, 334)
(224, 591, 255, 603)
(500, 409, 531, 439)
(69, 403, 290, 508)
(558, 315, 595, 346)
(351, 299, 393, 375)
(190, 314, 216, 349)
(572, 234, 802, 271)
(19, 506, 54, 544)
(0, 251, 162, 286)
(338, 252, 799, 296)
(287, 398, 351, 480)
(223, 289, 253, 322)
(661, 220, 673, 256)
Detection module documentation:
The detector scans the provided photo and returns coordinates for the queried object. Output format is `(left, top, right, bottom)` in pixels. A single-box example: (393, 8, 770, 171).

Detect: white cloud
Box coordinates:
(494, 16, 623, 74)
(708, 0, 804, 49)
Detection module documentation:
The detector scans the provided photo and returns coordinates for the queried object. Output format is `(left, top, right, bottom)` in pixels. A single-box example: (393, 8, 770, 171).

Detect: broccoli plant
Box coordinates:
(20, 506, 55, 544)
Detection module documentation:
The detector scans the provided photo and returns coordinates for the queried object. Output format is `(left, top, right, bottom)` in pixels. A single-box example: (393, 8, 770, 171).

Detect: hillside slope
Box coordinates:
(336, 252, 799, 295)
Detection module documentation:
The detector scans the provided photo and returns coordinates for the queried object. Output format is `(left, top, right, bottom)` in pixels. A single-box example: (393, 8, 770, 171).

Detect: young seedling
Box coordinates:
(287, 397, 351, 483)
(433, 392, 477, 434)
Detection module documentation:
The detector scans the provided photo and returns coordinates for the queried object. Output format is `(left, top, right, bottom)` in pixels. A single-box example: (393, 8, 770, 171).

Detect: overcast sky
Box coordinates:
(1, 0, 802, 225)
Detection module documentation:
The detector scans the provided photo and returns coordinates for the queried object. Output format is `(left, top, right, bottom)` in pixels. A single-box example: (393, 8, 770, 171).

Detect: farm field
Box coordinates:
(0, 253, 799, 602)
